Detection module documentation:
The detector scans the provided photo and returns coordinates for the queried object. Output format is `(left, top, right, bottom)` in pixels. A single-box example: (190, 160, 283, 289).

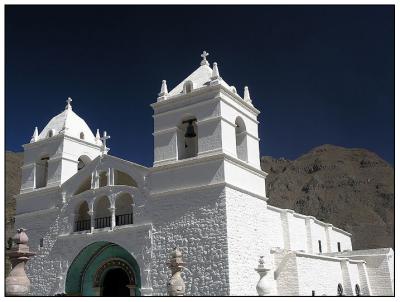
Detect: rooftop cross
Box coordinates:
(200, 50, 210, 66)
(100, 131, 111, 155)
(65, 97, 72, 110)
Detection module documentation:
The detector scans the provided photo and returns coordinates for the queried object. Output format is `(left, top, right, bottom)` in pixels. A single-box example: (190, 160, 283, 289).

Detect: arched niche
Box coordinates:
(94, 196, 111, 229)
(177, 115, 198, 160)
(78, 155, 91, 171)
(74, 201, 90, 232)
(35, 155, 50, 189)
(183, 80, 194, 94)
(114, 170, 137, 187)
(235, 116, 248, 162)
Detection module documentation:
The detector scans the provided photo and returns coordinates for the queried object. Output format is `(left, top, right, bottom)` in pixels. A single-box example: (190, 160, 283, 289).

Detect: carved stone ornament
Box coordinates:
(167, 247, 185, 296)
(255, 256, 272, 296)
(6, 229, 36, 296)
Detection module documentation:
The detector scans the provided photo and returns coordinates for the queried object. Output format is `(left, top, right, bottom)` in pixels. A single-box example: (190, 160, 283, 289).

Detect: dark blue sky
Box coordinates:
(6, 5, 394, 166)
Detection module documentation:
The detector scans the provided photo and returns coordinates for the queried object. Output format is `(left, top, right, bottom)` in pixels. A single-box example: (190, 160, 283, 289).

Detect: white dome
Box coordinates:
(38, 105, 99, 145)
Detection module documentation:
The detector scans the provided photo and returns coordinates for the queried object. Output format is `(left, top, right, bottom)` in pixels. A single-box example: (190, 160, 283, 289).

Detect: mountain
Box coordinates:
(261, 144, 394, 250)
(4, 145, 394, 254)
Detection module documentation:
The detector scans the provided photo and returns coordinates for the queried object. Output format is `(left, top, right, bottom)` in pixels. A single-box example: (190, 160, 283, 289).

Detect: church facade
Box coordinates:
(14, 53, 394, 296)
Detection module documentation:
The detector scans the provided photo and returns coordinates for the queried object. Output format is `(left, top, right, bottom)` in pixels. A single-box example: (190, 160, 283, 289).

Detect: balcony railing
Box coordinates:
(75, 219, 90, 232)
(75, 213, 133, 232)
(116, 213, 133, 226)
(95, 216, 111, 229)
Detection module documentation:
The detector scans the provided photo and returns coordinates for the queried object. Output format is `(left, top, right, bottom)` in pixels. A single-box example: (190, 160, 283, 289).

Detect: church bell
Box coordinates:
(184, 120, 196, 138)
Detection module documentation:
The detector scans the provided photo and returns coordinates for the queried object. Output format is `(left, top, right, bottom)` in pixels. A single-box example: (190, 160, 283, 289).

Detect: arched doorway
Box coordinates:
(65, 242, 141, 296)
(102, 268, 130, 296)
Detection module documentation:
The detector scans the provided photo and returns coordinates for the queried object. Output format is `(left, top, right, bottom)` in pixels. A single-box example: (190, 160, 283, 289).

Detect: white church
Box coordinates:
(14, 52, 394, 296)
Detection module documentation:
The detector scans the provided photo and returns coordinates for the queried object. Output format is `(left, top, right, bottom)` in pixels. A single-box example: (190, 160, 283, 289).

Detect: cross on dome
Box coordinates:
(200, 50, 210, 66)
(65, 97, 72, 110)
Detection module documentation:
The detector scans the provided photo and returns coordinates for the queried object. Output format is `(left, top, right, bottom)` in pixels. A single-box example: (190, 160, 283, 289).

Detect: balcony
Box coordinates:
(75, 213, 133, 232)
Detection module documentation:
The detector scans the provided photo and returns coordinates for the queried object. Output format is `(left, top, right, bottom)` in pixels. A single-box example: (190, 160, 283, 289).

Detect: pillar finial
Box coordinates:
(200, 50, 209, 66)
(211, 62, 220, 81)
(6, 228, 36, 296)
(255, 256, 272, 296)
(30, 127, 38, 143)
(159, 80, 169, 97)
(167, 247, 186, 296)
(95, 129, 100, 143)
(244, 86, 252, 103)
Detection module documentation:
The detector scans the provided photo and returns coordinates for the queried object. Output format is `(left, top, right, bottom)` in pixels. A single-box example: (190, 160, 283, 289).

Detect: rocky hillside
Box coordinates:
(4, 145, 394, 252)
(261, 144, 394, 250)
(5, 151, 23, 275)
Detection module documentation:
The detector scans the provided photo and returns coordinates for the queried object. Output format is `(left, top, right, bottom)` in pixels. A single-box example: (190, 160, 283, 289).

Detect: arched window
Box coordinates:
(35, 156, 49, 188)
(74, 201, 90, 232)
(337, 283, 344, 296)
(183, 80, 194, 94)
(355, 284, 361, 296)
(47, 129, 55, 138)
(235, 117, 248, 162)
(77, 155, 91, 171)
(94, 196, 111, 229)
(177, 117, 198, 160)
(80, 132, 85, 140)
(115, 193, 133, 226)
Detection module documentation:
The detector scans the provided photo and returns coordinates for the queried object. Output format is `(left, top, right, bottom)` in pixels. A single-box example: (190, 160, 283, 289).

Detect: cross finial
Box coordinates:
(100, 131, 111, 155)
(65, 97, 72, 110)
(200, 50, 209, 66)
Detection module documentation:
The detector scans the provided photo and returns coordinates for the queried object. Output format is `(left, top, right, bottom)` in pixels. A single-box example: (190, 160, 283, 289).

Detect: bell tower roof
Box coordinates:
(168, 51, 232, 97)
(36, 97, 100, 145)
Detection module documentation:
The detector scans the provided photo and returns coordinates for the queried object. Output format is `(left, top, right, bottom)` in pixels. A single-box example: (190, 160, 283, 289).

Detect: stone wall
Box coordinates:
(149, 185, 230, 296)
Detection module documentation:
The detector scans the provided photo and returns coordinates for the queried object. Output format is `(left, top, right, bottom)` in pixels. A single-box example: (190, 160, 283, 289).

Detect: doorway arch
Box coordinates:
(65, 241, 141, 296)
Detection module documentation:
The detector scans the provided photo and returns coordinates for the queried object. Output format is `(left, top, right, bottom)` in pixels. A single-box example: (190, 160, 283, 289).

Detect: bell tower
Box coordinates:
(20, 98, 103, 194)
(150, 52, 266, 198)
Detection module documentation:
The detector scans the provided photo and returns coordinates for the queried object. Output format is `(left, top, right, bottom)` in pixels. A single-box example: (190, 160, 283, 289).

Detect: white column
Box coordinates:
(357, 261, 371, 296)
(305, 217, 314, 254)
(325, 224, 333, 253)
(280, 209, 294, 250)
(110, 207, 116, 230)
(87, 198, 95, 232)
(107, 168, 114, 186)
(340, 259, 354, 296)
(70, 213, 76, 233)
(89, 210, 95, 233)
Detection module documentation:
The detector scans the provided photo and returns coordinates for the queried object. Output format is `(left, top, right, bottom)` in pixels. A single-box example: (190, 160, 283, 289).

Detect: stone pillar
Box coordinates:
(92, 287, 101, 296)
(167, 247, 185, 296)
(6, 229, 36, 296)
(255, 256, 272, 296)
(126, 284, 136, 296)
(109, 207, 116, 230)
